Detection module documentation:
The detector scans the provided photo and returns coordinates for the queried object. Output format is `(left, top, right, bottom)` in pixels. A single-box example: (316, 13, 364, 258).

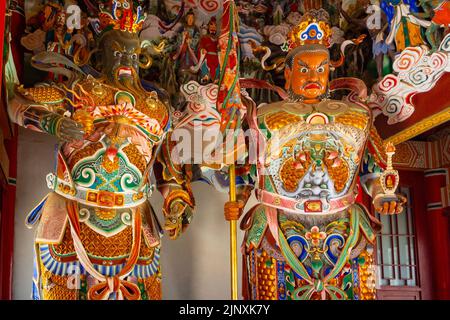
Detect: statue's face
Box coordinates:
(56, 12, 66, 27)
(208, 20, 217, 35)
(186, 14, 195, 26)
(285, 50, 330, 101)
(102, 31, 140, 84)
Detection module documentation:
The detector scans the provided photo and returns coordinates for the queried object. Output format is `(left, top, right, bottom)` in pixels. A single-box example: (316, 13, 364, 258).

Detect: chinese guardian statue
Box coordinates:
(229, 10, 406, 300)
(7, 1, 194, 300)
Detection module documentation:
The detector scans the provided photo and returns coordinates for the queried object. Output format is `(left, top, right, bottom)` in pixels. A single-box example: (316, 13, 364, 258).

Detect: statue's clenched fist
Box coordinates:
(374, 194, 407, 215)
(224, 200, 245, 221)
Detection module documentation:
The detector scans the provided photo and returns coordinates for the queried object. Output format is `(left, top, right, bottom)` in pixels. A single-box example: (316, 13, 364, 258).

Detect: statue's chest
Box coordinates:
(75, 79, 169, 140)
(65, 133, 155, 194)
(258, 100, 371, 203)
(62, 81, 170, 193)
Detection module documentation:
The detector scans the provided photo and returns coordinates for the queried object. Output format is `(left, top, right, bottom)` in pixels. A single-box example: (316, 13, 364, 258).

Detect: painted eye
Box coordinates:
(114, 51, 122, 58)
(317, 66, 325, 73)
(123, 2, 130, 9)
(131, 53, 138, 60)
(300, 67, 308, 73)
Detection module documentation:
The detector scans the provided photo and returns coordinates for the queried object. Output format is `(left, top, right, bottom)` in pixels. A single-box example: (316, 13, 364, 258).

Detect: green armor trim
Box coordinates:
(278, 206, 361, 300)
(138, 281, 148, 300)
(246, 205, 268, 249)
(40, 113, 62, 136)
(79, 275, 87, 300)
(342, 265, 354, 299)
(285, 269, 296, 301)
(356, 204, 376, 243)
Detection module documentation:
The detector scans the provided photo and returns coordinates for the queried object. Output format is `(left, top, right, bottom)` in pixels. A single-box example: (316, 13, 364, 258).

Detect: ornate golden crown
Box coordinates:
(98, 0, 146, 34)
(287, 9, 332, 50)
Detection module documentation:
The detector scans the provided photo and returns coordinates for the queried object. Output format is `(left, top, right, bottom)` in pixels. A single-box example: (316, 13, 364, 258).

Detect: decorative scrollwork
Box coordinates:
(370, 34, 450, 124)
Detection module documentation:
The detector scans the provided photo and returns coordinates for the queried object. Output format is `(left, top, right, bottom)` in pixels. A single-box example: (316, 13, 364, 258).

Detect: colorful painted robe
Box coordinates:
(241, 99, 387, 300)
(197, 34, 219, 83)
(22, 78, 193, 300)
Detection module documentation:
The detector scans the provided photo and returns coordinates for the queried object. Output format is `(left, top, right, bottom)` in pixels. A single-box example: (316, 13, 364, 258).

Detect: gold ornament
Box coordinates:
(73, 109, 94, 135)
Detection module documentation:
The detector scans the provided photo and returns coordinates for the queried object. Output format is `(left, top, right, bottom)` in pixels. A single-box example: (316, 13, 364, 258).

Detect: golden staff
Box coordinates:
(229, 164, 238, 299)
(216, 0, 242, 300)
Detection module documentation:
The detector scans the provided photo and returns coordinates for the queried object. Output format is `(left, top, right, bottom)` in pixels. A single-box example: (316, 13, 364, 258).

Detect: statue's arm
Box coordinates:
(359, 127, 386, 198)
(235, 164, 256, 204)
(359, 127, 405, 214)
(7, 86, 84, 141)
(223, 107, 262, 220)
(154, 131, 195, 240)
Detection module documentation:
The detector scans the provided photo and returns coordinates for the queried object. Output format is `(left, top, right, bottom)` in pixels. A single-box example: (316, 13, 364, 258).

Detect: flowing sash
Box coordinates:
(276, 206, 360, 300)
(67, 202, 142, 300)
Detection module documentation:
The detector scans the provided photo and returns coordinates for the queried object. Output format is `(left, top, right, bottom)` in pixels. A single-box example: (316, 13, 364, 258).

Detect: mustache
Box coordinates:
(288, 82, 330, 102)
(111, 67, 147, 99)
(302, 81, 323, 90)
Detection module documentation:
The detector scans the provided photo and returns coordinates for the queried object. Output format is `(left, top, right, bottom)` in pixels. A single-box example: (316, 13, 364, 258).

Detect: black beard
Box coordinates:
(287, 86, 330, 102)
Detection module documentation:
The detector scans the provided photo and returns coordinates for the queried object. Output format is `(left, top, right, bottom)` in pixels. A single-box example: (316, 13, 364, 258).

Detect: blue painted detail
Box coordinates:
(324, 234, 345, 265)
(131, 248, 160, 278)
(300, 23, 324, 41)
(277, 261, 287, 300)
(382, 0, 419, 32)
(31, 280, 40, 300)
(285, 234, 310, 280)
(287, 235, 309, 262)
(306, 266, 313, 278)
(26, 196, 48, 227)
(39, 245, 80, 277)
(251, 251, 257, 300)
(352, 258, 360, 300)
(31, 248, 41, 300)
(37, 245, 160, 292)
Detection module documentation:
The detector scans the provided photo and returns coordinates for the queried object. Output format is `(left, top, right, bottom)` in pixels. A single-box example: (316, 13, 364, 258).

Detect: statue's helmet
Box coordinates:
(284, 9, 332, 101)
(96, 0, 148, 82)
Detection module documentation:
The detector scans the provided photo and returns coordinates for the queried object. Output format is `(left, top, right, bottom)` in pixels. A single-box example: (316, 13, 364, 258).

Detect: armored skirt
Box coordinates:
(29, 192, 162, 300)
(241, 203, 378, 300)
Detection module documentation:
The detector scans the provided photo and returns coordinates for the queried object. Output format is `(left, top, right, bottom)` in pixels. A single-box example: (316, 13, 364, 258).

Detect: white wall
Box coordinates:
(13, 127, 258, 299)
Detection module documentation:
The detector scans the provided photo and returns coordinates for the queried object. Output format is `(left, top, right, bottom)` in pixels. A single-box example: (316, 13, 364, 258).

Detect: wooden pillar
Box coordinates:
(0, 128, 17, 300)
(424, 169, 450, 300)
(0, 0, 24, 300)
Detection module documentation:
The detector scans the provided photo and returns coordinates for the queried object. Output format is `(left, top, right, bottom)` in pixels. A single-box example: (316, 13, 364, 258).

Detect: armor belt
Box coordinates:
(46, 173, 152, 209)
(256, 189, 355, 215)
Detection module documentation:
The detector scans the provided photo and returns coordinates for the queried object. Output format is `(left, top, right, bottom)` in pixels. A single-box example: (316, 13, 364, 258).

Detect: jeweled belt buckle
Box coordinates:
(98, 190, 115, 207)
(304, 200, 322, 213)
(87, 190, 124, 207)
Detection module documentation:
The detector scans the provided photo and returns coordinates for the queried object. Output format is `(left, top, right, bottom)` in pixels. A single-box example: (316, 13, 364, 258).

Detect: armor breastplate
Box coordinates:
(46, 78, 169, 209)
(258, 99, 371, 214)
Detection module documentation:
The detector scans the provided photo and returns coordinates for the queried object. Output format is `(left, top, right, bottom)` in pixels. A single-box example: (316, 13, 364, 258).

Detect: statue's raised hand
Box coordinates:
(57, 116, 85, 142)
